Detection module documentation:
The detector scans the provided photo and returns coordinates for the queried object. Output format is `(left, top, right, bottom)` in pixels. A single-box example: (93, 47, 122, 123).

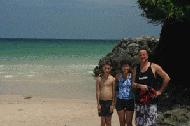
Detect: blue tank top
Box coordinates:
(117, 74, 134, 100)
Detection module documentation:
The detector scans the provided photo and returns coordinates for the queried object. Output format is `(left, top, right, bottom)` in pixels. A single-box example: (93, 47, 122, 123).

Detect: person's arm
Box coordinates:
(110, 77, 115, 112)
(115, 73, 120, 81)
(131, 67, 137, 89)
(154, 64, 170, 96)
(112, 78, 116, 106)
(96, 77, 100, 106)
(133, 82, 148, 91)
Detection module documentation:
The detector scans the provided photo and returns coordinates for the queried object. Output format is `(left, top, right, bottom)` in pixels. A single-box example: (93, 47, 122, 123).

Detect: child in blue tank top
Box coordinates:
(115, 60, 135, 126)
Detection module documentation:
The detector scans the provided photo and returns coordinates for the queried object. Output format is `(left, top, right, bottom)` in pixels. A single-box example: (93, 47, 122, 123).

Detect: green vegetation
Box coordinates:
(137, 0, 190, 24)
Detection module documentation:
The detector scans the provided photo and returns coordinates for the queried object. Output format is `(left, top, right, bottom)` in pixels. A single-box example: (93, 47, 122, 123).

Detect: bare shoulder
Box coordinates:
(151, 63, 162, 70)
(150, 63, 163, 75)
(151, 62, 168, 75)
(109, 75, 115, 81)
(96, 76, 101, 82)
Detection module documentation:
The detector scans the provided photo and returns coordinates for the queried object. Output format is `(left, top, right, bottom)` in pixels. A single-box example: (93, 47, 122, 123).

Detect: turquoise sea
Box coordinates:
(0, 39, 118, 100)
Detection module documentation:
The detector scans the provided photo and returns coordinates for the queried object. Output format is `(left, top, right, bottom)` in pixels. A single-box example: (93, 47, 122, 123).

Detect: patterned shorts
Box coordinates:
(135, 104, 157, 126)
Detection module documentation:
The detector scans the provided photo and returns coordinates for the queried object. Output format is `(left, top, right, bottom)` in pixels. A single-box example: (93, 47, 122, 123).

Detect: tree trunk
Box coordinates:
(153, 19, 190, 105)
(154, 19, 190, 85)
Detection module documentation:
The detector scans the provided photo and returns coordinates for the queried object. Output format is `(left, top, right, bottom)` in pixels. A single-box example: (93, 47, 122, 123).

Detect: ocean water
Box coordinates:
(0, 39, 118, 100)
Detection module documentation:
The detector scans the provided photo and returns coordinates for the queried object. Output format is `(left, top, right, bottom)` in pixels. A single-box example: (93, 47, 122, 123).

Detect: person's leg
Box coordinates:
(116, 98, 126, 126)
(101, 117, 106, 126)
(145, 104, 157, 126)
(117, 110, 125, 126)
(105, 116, 112, 126)
(125, 110, 134, 126)
(99, 100, 106, 126)
(135, 104, 158, 126)
(135, 104, 145, 126)
(101, 100, 113, 126)
(125, 99, 135, 126)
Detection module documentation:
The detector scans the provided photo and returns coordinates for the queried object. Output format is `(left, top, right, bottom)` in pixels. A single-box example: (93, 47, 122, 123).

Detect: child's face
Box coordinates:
(102, 64, 111, 75)
(122, 64, 130, 74)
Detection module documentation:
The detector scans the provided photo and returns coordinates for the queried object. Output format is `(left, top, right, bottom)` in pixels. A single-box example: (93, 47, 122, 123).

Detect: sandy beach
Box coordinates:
(0, 39, 137, 126)
(0, 95, 123, 126)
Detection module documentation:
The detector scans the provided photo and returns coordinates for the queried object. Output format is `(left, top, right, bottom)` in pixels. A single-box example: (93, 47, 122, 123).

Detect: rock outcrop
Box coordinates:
(93, 36, 159, 77)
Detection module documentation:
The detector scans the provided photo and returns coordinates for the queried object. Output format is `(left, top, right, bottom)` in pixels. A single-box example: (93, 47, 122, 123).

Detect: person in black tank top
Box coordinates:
(135, 62, 158, 105)
(133, 47, 170, 126)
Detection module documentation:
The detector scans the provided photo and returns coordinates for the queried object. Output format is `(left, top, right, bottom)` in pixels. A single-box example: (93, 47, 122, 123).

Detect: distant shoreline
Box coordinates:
(0, 38, 119, 42)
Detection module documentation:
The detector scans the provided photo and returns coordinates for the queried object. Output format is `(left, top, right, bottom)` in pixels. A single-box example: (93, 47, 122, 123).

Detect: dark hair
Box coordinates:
(120, 59, 133, 73)
(99, 60, 112, 77)
(121, 59, 132, 67)
(101, 60, 112, 68)
(138, 46, 150, 55)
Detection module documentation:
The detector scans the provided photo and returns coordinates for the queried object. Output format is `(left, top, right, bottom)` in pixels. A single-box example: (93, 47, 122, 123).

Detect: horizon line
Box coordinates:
(0, 37, 119, 41)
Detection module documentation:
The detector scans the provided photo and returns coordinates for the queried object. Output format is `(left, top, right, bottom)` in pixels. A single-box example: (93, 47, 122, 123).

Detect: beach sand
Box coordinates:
(0, 95, 126, 126)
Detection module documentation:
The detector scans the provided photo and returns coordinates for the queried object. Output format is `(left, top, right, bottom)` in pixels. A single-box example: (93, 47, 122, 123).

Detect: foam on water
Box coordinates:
(0, 39, 117, 99)
(26, 75, 34, 78)
(4, 75, 13, 78)
(0, 65, 4, 67)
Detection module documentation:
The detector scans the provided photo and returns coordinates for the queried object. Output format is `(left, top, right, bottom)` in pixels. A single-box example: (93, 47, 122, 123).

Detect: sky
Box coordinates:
(0, 0, 161, 39)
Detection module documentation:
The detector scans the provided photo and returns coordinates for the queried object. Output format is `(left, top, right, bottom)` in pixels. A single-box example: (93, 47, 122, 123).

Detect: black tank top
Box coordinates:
(135, 62, 157, 89)
(135, 62, 158, 104)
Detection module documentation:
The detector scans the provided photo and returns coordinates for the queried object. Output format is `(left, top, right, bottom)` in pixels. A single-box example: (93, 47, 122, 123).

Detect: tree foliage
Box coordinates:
(137, 0, 190, 24)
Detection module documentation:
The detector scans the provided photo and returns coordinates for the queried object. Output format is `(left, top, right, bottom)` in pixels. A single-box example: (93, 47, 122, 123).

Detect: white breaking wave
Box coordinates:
(67, 64, 96, 69)
(26, 74, 34, 77)
(88, 71, 93, 74)
(4, 75, 13, 78)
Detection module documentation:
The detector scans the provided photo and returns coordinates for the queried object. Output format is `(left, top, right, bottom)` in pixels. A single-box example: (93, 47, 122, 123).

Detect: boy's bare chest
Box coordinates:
(100, 79, 112, 87)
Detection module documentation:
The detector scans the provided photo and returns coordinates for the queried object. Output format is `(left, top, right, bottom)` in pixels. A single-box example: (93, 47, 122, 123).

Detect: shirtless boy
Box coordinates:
(96, 61, 115, 126)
